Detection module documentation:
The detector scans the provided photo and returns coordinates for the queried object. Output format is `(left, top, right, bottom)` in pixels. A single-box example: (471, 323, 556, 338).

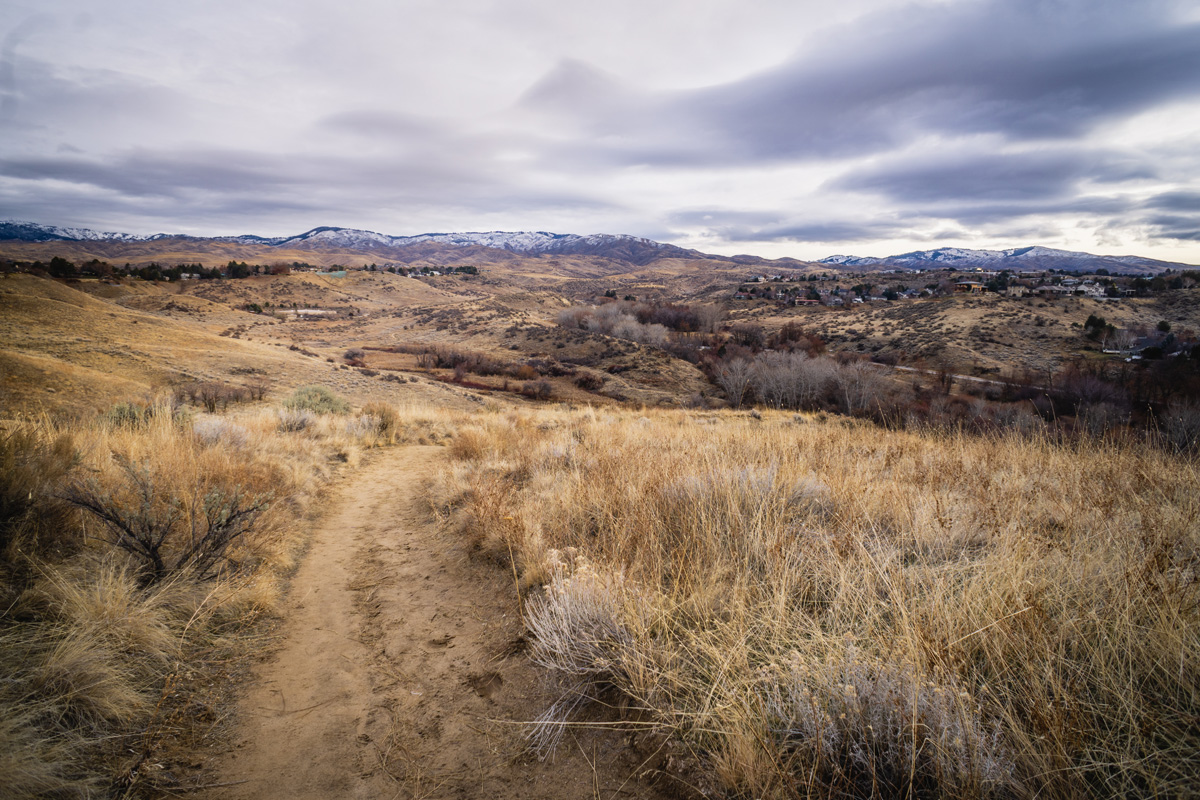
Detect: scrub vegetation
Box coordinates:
(434, 405, 1200, 799)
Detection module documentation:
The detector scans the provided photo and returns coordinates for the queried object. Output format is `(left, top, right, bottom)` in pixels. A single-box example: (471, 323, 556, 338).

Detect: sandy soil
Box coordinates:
(198, 446, 664, 800)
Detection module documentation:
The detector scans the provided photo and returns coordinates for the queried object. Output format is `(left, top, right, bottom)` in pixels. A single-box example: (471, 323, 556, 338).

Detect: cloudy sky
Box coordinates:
(2, 0, 1199, 261)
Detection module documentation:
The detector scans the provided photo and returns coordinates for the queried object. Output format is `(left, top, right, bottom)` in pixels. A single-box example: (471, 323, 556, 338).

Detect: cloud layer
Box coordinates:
(2, 0, 1198, 260)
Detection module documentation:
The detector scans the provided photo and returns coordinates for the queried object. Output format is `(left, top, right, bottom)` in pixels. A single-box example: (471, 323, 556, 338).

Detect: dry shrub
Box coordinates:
(362, 401, 400, 445)
(449, 427, 490, 461)
(65, 413, 280, 586)
(433, 405, 1200, 799)
(524, 551, 642, 756)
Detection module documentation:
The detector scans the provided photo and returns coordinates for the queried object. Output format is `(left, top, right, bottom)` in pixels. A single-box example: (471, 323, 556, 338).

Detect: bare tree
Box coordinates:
(694, 303, 727, 334)
(834, 361, 883, 415)
(751, 352, 791, 409)
(714, 359, 754, 408)
(1111, 328, 1137, 354)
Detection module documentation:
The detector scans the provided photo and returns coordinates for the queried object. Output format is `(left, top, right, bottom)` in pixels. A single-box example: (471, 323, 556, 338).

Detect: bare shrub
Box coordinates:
(750, 351, 833, 410)
(574, 372, 605, 391)
(713, 358, 753, 408)
(522, 380, 553, 401)
(276, 408, 316, 432)
(1164, 400, 1200, 452)
(832, 360, 883, 415)
(66, 455, 272, 585)
(524, 555, 639, 757)
(192, 416, 251, 449)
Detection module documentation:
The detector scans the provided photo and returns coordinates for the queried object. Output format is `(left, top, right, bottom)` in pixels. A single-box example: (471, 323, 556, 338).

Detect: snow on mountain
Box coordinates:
(817, 246, 1189, 274)
(265, 227, 676, 256)
(0, 220, 166, 243)
(2, 221, 1189, 274)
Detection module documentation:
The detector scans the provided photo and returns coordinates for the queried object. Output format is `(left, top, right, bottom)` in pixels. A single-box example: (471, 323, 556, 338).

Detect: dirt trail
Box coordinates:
(200, 446, 661, 800)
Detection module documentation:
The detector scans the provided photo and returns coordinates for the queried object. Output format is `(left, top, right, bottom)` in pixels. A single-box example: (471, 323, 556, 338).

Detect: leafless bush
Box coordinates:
(750, 351, 835, 410)
(714, 358, 753, 408)
(276, 408, 316, 432)
(177, 381, 249, 413)
(1164, 400, 1200, 452)
(556, 302, 677, 348)
(832, 360, 883, 415)
(522, 380, 553, 401)
(575, 372, 605, 391)
(66, 456, 271, 585)
(525, 555, 638, 757)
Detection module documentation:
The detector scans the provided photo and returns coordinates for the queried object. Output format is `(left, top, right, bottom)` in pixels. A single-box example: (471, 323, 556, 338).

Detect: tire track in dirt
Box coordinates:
(200, 445, 663, 800)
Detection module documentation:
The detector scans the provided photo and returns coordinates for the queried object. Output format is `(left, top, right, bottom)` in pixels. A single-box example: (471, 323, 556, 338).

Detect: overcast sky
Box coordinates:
(2, 0, 1199, 261)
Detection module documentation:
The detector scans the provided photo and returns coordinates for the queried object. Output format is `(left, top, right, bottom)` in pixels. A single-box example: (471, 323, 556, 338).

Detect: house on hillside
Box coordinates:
(1034, 284, 1073, 296)
(954, 281, 986, 294)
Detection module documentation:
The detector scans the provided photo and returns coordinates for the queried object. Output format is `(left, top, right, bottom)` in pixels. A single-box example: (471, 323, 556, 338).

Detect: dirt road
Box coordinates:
(199, 446, 660, 800)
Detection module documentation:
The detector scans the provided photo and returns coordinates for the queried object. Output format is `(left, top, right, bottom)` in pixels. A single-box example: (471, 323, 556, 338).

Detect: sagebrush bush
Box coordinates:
(283, 384, 350, 415)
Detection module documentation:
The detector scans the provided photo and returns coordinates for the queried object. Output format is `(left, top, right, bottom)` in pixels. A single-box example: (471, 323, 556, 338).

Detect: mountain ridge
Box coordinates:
(1, 220, 1191, 274)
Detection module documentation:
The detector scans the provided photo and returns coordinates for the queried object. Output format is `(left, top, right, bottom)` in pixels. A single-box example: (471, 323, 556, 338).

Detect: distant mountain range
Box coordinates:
(1, 220, 1191, 275)
(0, 221, 704, 268)
(816, 246, 1188, 275)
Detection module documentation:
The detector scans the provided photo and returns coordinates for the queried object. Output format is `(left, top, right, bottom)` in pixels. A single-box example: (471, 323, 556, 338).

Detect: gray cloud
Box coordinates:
(0, 150, 299, 197)
(1144, 191, 1200, 212)
(832, 148, 1154, 203)
(522, 0, 1200, 166)
(1, 0, 1199, 261)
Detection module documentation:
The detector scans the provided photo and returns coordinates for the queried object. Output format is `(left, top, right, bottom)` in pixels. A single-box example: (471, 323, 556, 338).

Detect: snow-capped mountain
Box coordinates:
(0, 222, 703, 267)
(0, 220, 169, 243)
(254, 227, 694, 263)
(818, 246, 1183, 274)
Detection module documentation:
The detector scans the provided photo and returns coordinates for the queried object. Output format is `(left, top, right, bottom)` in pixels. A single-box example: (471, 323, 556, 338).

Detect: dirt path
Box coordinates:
(200, 446, 662, 800)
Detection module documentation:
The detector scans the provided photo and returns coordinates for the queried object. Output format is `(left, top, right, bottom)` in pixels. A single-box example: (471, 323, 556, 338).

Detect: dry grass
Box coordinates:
(0, 393, 409, 798)
(432, 406, 1200, 798)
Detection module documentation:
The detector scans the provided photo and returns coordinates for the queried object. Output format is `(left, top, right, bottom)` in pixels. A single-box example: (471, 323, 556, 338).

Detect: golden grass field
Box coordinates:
(435, 406, 1200, 798)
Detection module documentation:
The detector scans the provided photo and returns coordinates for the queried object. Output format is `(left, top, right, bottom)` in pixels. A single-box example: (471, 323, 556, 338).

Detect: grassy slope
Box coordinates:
(0, 275, 491, 417)
(437, 405, 1200, 799)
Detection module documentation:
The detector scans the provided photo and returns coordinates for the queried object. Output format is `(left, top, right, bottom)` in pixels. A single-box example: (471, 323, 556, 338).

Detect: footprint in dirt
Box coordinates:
(466, 670, 503, 699)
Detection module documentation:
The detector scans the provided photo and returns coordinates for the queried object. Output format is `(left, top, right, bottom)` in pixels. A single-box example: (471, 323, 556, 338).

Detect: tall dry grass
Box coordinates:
(0, 393, 403, 798)
(433, 406, 1200, 798)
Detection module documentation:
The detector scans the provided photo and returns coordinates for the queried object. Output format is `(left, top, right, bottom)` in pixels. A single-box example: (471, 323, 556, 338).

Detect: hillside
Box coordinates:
(0, 275, 493, 416)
